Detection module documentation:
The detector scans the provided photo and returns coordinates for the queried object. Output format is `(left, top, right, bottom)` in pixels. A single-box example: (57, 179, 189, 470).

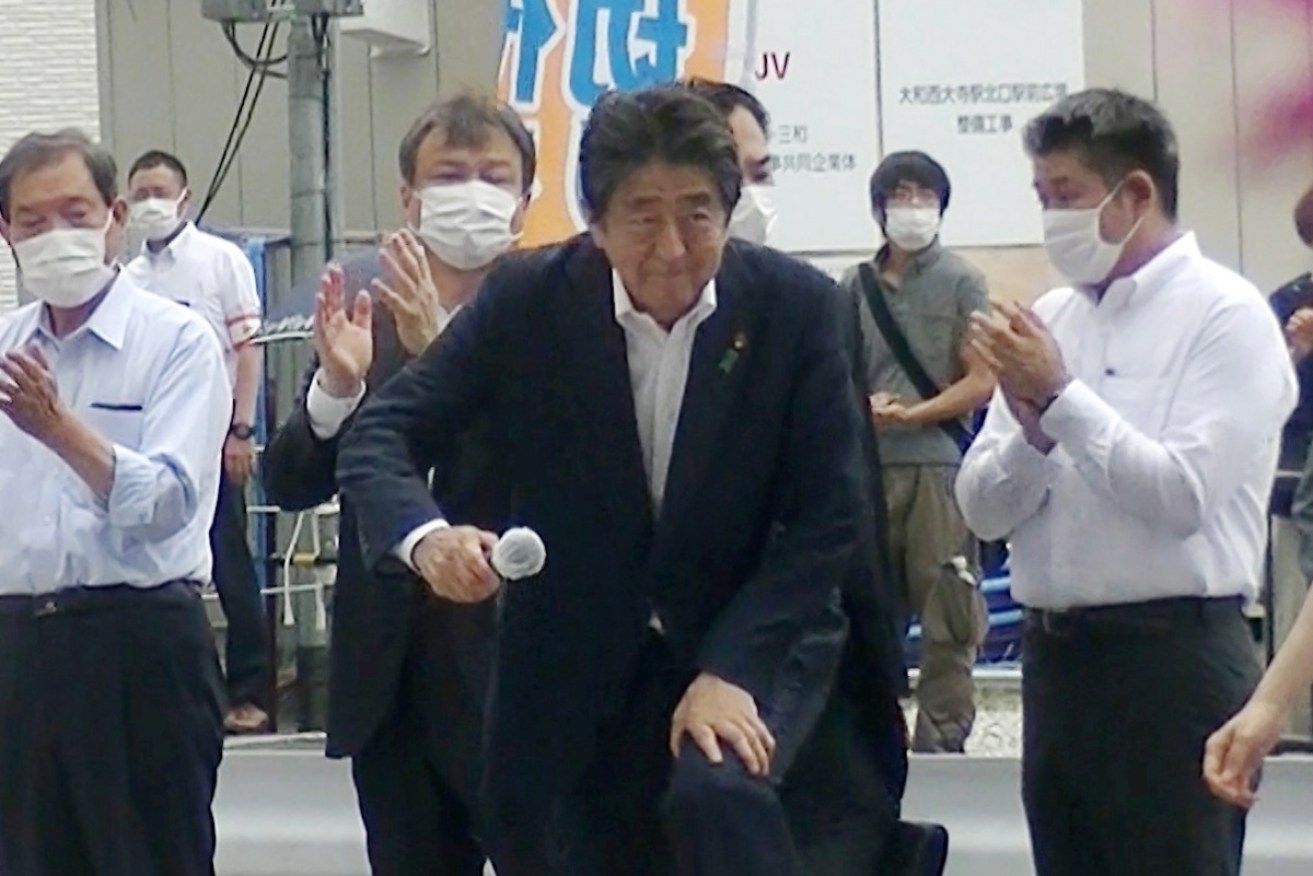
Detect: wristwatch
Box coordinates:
(229, 423, 254, 440)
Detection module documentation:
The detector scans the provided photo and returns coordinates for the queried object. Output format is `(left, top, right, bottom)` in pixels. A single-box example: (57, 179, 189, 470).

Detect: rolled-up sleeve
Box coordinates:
(107, 320, 231, 539)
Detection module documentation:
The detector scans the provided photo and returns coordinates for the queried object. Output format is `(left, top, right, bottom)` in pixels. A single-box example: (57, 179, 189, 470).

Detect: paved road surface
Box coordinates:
(214, 750, 1313, 875)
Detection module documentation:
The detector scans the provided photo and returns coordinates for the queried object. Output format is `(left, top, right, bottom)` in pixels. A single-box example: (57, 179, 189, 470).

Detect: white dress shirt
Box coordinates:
(956, 233, 1297, 609)
(0, 274, 232, 595)
(393, 271, 717, 565)
(612, 269, 718, 509)
(125, 222, 262, 389)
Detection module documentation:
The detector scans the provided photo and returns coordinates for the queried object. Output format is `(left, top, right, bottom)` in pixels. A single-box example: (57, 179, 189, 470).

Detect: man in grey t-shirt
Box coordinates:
(842, 150, 995, 752)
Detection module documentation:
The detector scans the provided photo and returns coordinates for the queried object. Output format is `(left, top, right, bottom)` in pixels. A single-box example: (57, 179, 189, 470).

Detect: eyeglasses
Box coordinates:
(886, 188, 941, 208)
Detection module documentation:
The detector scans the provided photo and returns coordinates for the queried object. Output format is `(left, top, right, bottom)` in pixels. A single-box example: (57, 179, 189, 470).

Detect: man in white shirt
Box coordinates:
(958, 88, 1297, 876)
(123, 150, 270, 734)
(0, 129, 231, 876)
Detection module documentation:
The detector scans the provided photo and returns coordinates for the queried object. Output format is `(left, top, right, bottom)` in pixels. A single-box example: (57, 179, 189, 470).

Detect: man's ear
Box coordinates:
(0, 214, 10, 247)
(400, 183, 416, 223)
(1124, 170, 1157, 214)
(510, 191, 532, 236)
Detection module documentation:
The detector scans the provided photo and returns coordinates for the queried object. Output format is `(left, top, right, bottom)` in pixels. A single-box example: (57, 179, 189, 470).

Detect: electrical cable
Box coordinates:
(198, 19, 283, 222)
(222, 21, 289, 71)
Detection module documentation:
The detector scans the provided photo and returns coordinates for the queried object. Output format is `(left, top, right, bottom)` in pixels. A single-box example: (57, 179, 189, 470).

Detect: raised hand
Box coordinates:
(313, 263, 373, 398)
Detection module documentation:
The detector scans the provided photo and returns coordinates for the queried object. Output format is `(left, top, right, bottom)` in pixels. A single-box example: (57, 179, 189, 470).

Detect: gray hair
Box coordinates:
(0, 128, 118, 221)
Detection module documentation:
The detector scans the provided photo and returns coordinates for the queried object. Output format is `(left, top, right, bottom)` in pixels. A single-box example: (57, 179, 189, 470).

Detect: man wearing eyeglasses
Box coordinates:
(841, 151, 995, 754)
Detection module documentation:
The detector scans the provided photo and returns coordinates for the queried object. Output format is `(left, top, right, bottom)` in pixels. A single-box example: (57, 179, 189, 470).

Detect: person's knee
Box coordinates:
(663, 745, 777, 826)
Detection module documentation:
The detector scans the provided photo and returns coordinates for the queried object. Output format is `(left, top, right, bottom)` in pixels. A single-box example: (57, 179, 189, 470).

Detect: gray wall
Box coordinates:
(96, 0, 503, 238)
(97, 0, 1313, 294)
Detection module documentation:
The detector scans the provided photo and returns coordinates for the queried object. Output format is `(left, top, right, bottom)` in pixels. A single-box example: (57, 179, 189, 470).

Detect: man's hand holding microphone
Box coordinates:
(412, 525, 546, 602)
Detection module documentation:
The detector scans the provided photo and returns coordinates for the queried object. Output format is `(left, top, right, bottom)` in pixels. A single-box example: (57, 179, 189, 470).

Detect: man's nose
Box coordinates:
(653, 219, 686, 261)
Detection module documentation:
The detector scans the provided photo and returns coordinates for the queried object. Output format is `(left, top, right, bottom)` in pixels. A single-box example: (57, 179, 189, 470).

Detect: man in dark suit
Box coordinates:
(684, 77, 909, 873)
(261, 93, 535, 876)
(338, 85, 873, 876)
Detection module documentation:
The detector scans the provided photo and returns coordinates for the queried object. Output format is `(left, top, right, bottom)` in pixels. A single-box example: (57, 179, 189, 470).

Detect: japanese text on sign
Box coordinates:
(770, 151, 858, 174)
(956, 114, 1014, 135)
(499, 0, 731, 245)
(898, 82, 1069, 106)
(504, 0, 693, 110)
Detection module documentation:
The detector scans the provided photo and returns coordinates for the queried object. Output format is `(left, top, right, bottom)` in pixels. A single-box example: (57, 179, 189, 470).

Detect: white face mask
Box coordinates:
(1042, 183, 1143, 286)
(128, 192, 187, 242)
(12, 216, 116, 309)
(415, 181, 521, 271)
(883, 206, 941, 252)
(727, 184, 777, 246)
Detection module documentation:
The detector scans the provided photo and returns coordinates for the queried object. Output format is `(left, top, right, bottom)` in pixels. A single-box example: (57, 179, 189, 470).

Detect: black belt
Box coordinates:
(0, 580, 198, 618)
(1025, 595, 1245, 636)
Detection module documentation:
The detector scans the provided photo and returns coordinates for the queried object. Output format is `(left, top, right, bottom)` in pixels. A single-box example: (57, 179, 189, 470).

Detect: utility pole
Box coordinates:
(287, 14, 332, 286)
(201, 0, 362, 732)
(202, 1, 361, 286)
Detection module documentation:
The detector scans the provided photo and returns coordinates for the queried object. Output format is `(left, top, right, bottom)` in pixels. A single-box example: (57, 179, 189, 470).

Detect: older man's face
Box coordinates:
(591, 160, 728, 328)
(3, 151, 123, 256)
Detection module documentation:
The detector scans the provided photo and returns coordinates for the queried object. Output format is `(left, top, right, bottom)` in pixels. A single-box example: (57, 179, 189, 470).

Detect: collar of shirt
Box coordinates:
(143, 221, 196, 263)
(611, 269, 717, 335)
(875, 239, 944, 280)
(436, 300, 462, 335)
(19, 268, 130, 351)
(1083, 231, 1200, 309)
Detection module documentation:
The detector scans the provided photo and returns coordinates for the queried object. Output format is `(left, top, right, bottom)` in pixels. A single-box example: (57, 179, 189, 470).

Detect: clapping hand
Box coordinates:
(0, 347, 67, 446)
(374, 229, 444, 357)
(968, 302, 1068, 405)
(313, 264, 373, 398)
(1287, 307, 1313, 361)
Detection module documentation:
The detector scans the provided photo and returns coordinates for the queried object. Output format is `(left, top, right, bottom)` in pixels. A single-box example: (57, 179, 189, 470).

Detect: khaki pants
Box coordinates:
(883, 465, 987, 752)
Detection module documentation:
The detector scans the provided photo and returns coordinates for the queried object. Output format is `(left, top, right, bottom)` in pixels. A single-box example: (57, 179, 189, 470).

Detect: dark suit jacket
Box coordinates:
(262, 252, 501, 759)
(338, 235, 884, 818)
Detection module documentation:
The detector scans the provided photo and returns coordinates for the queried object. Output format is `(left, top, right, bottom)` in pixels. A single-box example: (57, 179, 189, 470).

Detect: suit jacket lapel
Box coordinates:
(656, 246, 760, 528)
(558, 239, 654, 536)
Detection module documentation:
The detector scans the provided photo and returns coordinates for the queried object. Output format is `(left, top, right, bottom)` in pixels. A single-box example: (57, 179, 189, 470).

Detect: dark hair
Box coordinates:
(0, 129, 117, 221)
(128, 149, 189, 188)
(683, 78, 770, 133)
(1296, 185, 1313, 248)
(578, 85, 741, 221)
(1023, 88, 1180, 220)
(869, 150, 952, 215)
(398, 93, 536, 193)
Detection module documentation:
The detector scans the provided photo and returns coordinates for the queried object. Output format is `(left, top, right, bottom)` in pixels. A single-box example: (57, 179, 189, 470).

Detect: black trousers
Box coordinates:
(1022, 597, 1259, 876)
(0, 582, 225, 876)
(489, 632, 831, 876)
(349, 603, 488, 876)
(211, 468, 269, 709)
(780, 662, 903, 876)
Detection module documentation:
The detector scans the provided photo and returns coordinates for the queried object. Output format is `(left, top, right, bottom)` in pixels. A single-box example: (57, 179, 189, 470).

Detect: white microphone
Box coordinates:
(490, 527, 546, 581)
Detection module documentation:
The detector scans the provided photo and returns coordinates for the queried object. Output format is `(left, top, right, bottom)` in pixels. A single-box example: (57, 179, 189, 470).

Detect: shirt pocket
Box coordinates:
(84, 403, 145, 450)
(1097, 376, 1170, 437)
